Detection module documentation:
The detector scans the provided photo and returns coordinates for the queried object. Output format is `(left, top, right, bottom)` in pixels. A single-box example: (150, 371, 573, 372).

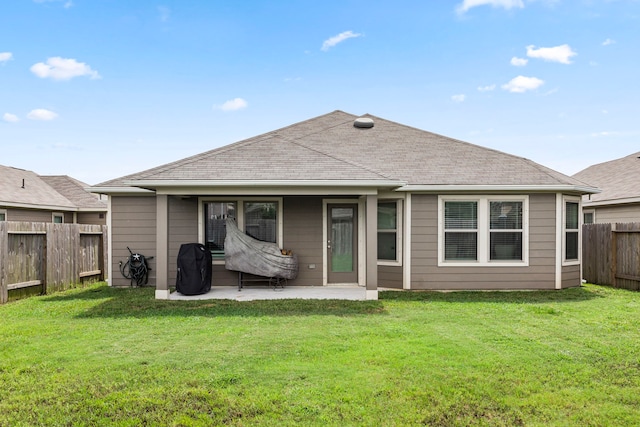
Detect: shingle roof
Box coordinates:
(573, 152, 640, 204)
(41, 175, 107, 210)
(97, 110, 590, 190)
(0, 165, 106, 211)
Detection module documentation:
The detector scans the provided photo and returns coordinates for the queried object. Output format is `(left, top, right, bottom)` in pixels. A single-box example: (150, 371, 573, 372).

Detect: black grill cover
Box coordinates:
(176, 243, 212, 295)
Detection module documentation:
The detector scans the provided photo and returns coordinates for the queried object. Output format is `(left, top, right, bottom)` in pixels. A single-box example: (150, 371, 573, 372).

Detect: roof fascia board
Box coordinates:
(0, 201, 78, 211)
(88, 187, 156, 195)
(583, 196, 640, 207)
(154, 186, 382, 196)
(396, 184, 601, 194)
(124, 179, 406, 188)
(76, 207, 108, 212)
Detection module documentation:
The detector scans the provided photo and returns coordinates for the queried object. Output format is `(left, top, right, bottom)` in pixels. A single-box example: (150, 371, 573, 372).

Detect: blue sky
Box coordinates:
(1, 0, 638, 185)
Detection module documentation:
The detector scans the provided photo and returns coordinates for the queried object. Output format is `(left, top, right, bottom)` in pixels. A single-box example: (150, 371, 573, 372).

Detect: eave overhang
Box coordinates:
(88, 186, 156, 195)
(0, 201, 77, 211)
(395, 184, 601, 194)
(109, 179, 406, 196)
(582, 196, 640, 207)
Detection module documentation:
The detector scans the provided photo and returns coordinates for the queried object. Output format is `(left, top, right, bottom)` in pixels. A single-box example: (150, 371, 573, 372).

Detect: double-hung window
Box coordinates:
(564, 198, 580, 262)
(440, 196, 528, 266)
(377, 200, 402, 265)
(202, 198, 281, 261)
(444, 201, 478, 261)
(489, 201, 523, 261)
(0, 209, 6, 221)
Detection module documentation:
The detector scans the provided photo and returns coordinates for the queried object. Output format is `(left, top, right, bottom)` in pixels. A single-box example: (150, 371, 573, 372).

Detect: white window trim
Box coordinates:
(562, 195, 581, 266)
(199, 197, 283, 265)
(377, 198, 403, 267)
(583, 209, 595, 225)
(438, 195, 529, 267)
(52, 212, 64, 223)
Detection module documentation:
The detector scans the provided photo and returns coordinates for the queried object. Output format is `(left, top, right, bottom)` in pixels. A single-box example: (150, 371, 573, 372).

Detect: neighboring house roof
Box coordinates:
(0, 164, 106, 211)
(95, 110, 597, 193)
(41, 175, 107, 211)
(573, 151, 640, 206)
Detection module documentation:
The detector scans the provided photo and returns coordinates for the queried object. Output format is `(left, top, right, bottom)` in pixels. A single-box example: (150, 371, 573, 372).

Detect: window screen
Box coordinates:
(444, 201, 478, 260)
(565, 201, 579, 260)
(489, 201, 523, 261)
(378, 201, 398, 261)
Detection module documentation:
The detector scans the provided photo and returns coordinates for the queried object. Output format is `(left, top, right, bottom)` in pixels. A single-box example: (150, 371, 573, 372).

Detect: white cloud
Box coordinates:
(477, 84, 496, 92)
(158, 6, 170, 22)
(217, 98, 248, 112)
(526, 44, 576, 64)
(33, 0, 72, 6)
(510, 56, 528, 66)
(0, 52, 13, 63)
(602, 38, 615, 46)
(451, 94, 466, 103)
(27, 109, 58, 121)
(30, 57, 101, 81)
(502, 75, 544, 93)
(3, 113, 19, 123)
(456, 0, 524, 14)
(321, 31, 362, 51)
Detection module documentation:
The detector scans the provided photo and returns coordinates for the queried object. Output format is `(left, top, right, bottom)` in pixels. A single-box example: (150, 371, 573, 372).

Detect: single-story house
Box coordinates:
(92, 111, 598, 299)
(572, 151, 640, 224)
(0, 164, 107, 225)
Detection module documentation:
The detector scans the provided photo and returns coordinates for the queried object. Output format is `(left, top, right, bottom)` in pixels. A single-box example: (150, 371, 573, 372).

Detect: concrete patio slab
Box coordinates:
(168, 286, 368, 301)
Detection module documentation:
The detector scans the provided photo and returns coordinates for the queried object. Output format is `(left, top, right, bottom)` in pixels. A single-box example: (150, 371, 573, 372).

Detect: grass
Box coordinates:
(1, 283, 639, 426)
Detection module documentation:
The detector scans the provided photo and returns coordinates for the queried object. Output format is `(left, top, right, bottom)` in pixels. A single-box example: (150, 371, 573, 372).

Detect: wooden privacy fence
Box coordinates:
(582, 223, 640, 290)
(0, 221, 108, 304)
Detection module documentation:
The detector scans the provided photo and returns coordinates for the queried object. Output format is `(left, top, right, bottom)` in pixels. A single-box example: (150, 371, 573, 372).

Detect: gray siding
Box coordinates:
(379, 265, 403, 289)
(77, 211, 106, 225)
(282, 196, 324, 286)
(168, 196, 199, 286)
(110, 196, 157, 287)
(562, 264, 581, 288)
(2, 208, 104, 225)
(410, 193, 558, 290)
(592, 204, 640, 224)
(4, 208, 61, 223)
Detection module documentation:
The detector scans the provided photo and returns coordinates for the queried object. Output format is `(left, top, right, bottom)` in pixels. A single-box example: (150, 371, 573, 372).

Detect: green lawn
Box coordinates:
(1, 283, 639, 426)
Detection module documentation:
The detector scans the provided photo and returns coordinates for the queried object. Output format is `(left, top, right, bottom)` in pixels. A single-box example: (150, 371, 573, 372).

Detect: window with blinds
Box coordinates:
(444, 201, 478, 261)
(489, 201, 523, 261)
(440, 195, 529, 266)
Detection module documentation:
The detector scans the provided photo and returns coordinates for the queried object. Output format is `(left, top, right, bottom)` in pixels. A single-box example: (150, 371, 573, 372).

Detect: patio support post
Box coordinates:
(155, 194, 170, 299)
(366, 194, 378, 300)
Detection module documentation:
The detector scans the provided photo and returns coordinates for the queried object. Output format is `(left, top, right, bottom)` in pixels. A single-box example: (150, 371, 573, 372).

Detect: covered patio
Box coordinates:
(168, 285, 368, 301)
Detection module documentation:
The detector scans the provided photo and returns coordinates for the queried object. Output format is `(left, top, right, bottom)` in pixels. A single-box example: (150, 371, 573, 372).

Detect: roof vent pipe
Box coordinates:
(353, 117, 374, 129)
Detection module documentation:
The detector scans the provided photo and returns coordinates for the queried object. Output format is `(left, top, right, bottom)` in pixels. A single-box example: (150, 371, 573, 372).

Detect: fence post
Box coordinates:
(0, 222, 7, 304)
(611, 223, 617, 288)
